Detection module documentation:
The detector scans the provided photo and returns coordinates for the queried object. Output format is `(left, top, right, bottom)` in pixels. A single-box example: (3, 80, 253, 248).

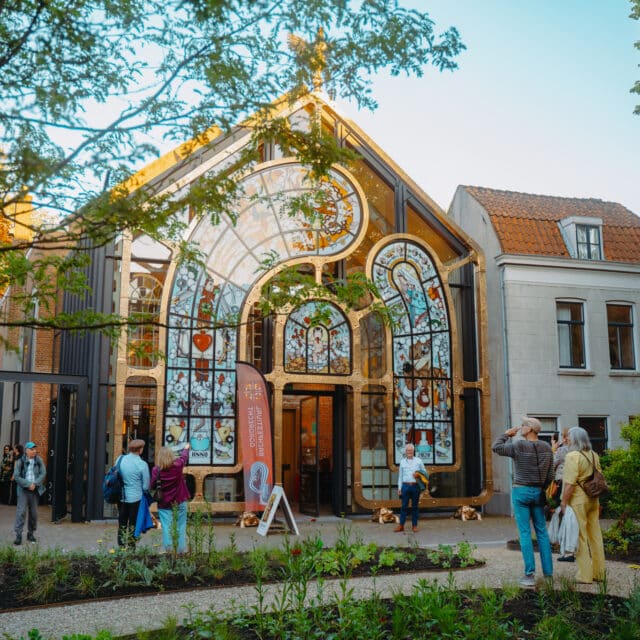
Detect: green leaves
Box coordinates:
(1, 0, 465, 338)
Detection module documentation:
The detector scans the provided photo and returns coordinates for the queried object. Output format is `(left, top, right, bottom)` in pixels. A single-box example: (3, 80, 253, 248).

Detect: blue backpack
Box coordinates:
(102, 456, 124, 504)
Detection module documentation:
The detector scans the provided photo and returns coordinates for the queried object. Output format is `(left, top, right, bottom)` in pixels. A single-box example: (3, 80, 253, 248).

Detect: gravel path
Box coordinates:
(2, 546, 638, 639)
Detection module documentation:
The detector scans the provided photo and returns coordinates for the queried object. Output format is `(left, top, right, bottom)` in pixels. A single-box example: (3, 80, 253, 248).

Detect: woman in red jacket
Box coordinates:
(151, 444, 190, 553)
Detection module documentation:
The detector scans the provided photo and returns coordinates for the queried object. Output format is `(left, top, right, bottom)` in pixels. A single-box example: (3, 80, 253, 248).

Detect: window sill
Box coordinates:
(557, 369, 595, 376)
(609, 370, 640, 378)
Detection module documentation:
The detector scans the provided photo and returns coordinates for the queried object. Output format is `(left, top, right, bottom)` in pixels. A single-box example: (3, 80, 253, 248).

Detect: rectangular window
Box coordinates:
(576, 224, 602, 260)
(578, 416, 607, 455)
(607, 304, 635, 369)
(556, 302, 586, 368)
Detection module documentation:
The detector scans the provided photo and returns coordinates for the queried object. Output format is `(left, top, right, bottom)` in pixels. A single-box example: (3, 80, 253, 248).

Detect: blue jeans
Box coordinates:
(158, 502, 187, 553)
(400, 483, 420, 527)
(512, 486, 553, 577)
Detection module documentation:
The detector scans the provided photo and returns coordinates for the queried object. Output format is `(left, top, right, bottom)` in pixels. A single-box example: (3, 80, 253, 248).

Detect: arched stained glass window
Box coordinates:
(371, 240, 453, 466)
(284, 301, 351, 374)
(165, 263, 242, 465)
(164, 161, 366, 466)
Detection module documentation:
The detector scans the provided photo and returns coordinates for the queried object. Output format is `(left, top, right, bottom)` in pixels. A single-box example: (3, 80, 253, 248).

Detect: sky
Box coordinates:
(334, 0, 640, 215)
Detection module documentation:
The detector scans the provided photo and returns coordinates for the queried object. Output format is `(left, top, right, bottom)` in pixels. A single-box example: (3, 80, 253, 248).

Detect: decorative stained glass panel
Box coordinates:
(371, 240, 453, 466)
(284, 301, 351, 374)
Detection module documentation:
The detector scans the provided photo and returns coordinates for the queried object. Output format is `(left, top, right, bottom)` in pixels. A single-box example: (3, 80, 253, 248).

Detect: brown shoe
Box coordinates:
(412, 526, 419, 533)
(393, 525, 404, 532)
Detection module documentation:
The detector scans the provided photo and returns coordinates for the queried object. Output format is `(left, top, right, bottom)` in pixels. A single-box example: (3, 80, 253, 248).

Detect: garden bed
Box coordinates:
(0, 535, 481, 611)
(133, 582, 637, 640)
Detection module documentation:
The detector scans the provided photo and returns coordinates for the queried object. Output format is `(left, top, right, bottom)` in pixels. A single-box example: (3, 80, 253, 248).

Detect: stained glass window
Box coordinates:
(128, 273, 163, 368)
(284, 301, 351, 374)
(165, 263, 241, 465)
(371, 240, 453, 466)
(164, 161, 365, 465)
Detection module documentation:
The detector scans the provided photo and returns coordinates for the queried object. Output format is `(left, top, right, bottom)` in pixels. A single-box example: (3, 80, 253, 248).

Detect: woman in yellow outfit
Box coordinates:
(560, 426, 606, 584)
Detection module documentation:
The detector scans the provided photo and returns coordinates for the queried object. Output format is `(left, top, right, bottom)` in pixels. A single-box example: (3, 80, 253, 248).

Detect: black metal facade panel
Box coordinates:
(58, 240, 116, 520)
(462, 387, 483, 497)
(459, 263, 479, 382)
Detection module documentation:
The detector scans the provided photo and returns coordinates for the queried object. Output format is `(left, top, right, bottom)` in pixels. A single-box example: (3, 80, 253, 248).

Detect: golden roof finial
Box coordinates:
(287, 27, 329, 93)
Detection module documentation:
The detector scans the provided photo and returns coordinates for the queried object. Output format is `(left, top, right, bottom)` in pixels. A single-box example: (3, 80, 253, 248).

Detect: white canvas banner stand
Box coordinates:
(257, 485, 299, 536)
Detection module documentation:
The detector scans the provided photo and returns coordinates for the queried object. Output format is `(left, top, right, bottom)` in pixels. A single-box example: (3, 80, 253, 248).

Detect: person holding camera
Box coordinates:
(493, 417, 554, 587)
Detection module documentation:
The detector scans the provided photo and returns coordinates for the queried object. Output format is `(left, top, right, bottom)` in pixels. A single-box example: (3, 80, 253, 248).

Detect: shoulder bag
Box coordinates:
(578, 452, 608, 498)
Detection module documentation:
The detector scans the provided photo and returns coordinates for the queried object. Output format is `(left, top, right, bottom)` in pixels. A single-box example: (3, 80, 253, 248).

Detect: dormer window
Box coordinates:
(576, 224, 602, 260)
(558, 216, 603, 261)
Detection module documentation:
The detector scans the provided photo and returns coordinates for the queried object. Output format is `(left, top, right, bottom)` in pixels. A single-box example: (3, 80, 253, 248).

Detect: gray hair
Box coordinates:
(567, 426, 592, 452)
(521, 417, 542, 433)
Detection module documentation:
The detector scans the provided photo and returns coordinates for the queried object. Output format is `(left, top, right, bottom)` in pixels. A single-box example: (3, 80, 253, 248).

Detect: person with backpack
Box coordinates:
(150, 443, 191, 554)
(117, 439, 150, 549)
(13, 442, 46, 545)
(560, 426, 606, 584)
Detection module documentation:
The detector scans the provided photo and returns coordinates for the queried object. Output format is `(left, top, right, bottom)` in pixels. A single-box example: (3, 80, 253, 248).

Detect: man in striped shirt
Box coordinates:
(493, 417, 554, 587)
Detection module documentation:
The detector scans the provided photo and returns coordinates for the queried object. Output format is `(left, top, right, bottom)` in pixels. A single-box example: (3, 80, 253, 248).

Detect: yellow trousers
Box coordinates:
(570, 499, 605, 583)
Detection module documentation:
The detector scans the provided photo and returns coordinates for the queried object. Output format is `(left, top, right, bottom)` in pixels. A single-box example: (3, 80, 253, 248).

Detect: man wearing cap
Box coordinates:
(492, 417, 554, 587)
(117, 439, 150, 548)
(13, 441, 46, 545)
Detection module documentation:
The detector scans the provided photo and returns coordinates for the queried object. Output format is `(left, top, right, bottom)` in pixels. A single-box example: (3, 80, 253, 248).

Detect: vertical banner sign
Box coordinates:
(236, 362, 273, 511)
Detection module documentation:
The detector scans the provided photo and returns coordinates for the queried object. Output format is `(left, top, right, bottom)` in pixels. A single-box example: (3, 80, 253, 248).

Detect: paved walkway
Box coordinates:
(1, 505, 638, 639)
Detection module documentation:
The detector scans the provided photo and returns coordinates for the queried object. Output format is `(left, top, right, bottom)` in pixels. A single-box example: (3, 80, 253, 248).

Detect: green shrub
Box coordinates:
(601, 417, 640, 525)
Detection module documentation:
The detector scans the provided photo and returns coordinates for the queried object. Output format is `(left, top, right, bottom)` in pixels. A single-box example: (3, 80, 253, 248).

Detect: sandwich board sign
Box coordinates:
(257, 485, 299, 536)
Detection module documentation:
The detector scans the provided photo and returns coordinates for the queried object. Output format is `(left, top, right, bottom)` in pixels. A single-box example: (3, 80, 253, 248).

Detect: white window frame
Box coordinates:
(556, 300, 587, 369)
(558, 216, 603, 260)
(606, 302, 636, 370)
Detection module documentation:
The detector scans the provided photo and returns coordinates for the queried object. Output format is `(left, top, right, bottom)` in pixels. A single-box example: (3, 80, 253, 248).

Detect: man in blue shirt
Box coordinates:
(117, 439, 150, 548)
(395, 443, 427, 533)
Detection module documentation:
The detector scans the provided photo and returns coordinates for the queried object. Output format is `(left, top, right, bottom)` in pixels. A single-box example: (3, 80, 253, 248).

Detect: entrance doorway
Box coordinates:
(282, 389, 344, 516)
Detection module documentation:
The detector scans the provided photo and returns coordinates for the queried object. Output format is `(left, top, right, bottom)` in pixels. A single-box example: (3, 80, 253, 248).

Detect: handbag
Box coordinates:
(578, 452, 608, 498)
(545, 479, 559, 506)
(414, 470, 429, 493)
(150, 469, 163, 503)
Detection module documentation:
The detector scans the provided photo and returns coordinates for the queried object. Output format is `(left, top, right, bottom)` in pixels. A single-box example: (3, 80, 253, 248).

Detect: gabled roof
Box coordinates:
(463, 186, 640, 264)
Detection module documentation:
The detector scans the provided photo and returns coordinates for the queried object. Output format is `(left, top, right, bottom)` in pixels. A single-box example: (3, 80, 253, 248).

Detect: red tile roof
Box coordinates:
(463, 186, 640, 263)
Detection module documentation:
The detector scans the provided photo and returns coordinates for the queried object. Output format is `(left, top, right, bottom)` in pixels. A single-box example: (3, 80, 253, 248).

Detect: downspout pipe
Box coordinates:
(499, 262, 514, 516)
(499, 263, 512, 427)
